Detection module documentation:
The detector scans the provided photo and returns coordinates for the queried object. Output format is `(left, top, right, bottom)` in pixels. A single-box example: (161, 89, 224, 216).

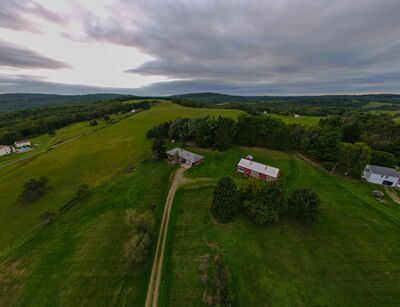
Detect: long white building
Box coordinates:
(362, 165, 400, 188)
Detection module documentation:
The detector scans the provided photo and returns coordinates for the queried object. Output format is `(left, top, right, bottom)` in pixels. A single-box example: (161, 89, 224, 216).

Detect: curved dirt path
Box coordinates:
(145, 167, 188, 307)
(386, 187, 400, 205)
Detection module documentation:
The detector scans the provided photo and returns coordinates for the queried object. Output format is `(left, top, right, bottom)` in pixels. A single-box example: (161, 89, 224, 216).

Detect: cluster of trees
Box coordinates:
(199, 241, 236, 306)
(124, 209, 155, 264)
(148, 117, 236, 151)
(20, 177, 49, 203)
(0, 100, 150, 144)
(149, 111, 399, 177)
(211, 177, 322, 225)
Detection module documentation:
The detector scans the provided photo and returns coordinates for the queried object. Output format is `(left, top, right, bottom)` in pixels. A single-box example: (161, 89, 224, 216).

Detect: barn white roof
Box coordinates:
(237, 158, 280, 178)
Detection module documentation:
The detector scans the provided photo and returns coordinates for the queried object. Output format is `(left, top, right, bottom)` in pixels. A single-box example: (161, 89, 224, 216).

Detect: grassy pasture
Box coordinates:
(267, 113, 322, 126)
(0, 102, 243, 305)
(160, 146, 400, 306)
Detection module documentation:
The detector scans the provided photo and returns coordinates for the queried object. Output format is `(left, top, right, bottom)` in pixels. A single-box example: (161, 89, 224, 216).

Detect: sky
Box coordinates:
(0, 0, 399, 96)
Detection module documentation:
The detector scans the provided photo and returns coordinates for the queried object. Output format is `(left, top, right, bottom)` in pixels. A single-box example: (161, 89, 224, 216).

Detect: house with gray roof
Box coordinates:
(166, 148, 204, 166)
(362, 164, 400, 187)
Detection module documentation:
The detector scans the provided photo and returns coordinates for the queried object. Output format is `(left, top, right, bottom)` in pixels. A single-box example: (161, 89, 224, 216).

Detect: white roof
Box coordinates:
(237, 158, 280, 178)
(166, 148, 204, 164)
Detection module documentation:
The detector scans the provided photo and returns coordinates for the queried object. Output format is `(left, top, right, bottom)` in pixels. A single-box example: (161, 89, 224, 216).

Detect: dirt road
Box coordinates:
(386, 187, 400, 205)
(145, 167, 188, 307)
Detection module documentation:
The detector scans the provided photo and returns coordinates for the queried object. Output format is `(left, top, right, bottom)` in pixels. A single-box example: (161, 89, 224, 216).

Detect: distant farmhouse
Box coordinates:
(237, 155, 280, 181)
(0, 145, 12, 157)
(362, 165, 400, 188)
(14, 140, 31, 148)
(166, 148, 204, 167)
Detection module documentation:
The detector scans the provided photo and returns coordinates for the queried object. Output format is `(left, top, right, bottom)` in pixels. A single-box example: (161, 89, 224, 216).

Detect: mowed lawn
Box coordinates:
(160, 146, 400, 306)
(0, 102, 243, 305)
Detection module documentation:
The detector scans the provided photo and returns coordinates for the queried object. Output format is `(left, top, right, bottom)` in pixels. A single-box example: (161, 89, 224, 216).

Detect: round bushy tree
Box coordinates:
(288, 188, 322, 223)
(211, 176, 238, 223)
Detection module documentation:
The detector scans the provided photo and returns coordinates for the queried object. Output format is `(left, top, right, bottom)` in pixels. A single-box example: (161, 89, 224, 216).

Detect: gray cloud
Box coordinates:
(0, 0, 66, 31)
(0, 75, 134, 95)
(83, 0, 400, 95)
(0, 40, 70, 69)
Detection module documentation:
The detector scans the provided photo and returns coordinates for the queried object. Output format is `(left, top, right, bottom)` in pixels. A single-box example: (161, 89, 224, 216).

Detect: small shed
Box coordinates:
(166, 148, 204, 166)
(362, 165, 400, 187)
(237, 158, 280, 181)
(0, 145, 12, 156)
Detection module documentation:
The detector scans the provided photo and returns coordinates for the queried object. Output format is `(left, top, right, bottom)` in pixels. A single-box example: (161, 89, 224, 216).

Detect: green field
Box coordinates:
(363, 101, 394, 109)
(268, 113, 322, 126)
(160, 146, 400, 306)
(0, 102, 243, 305)
(0, 113, 128, 167)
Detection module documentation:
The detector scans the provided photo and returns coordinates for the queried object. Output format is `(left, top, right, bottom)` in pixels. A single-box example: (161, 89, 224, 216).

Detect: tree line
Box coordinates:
(148, 112, 399, 176)
(0, 100, 151, 144)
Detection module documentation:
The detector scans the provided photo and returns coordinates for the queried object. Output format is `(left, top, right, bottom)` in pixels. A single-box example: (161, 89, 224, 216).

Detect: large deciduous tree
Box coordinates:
(338, 142, 371, 176)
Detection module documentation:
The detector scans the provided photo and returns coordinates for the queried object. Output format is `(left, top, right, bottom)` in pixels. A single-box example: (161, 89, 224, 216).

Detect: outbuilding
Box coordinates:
(362, 164, 400, 188)
(237, 157, 280, 181)
(166, 148, 204, 167)
(0, 145, 12, 157)
(14, 140, 31, 148)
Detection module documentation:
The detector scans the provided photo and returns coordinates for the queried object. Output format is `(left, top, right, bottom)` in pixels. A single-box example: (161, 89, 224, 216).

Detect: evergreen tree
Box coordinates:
(211, 176, 239, 223)
(151, 138, 166, 160)
(213, 117, 236, 151)
(287, 188, 322, 223)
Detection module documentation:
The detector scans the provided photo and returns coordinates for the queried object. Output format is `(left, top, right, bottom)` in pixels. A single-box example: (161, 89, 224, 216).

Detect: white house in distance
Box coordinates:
(237, 155, 280, 181)
(0, 145, 12, 157)
(362, 165, 400, 188)
(166, 148, 204, 167)
(14, 140, 31, 148)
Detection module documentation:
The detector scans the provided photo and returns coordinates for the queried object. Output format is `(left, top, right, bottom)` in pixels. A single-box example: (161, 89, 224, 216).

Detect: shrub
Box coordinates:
(20, 177, 49, 203)
(39, 211, 55, 225)
(211, 176, 239, 223)
(240, 180, 286, 224)
(287, 188, 322, 223)
(89, 119, 98, 126)
(125, 209, 155, 235)
(124, 233, 152, 264)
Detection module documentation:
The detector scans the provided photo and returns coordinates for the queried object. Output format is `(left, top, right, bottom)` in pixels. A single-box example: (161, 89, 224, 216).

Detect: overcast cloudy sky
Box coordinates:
(0, 0, 399, 96)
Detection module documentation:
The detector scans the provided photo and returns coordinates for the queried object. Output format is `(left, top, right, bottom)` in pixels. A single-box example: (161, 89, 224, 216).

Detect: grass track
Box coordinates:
(0, 102, 243, 305)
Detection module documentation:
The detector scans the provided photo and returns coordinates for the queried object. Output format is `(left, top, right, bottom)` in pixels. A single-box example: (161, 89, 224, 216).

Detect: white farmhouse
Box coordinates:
(14, 140, 31, 148)
(0, 145, 12, 157)
(362, 165, 400, 188)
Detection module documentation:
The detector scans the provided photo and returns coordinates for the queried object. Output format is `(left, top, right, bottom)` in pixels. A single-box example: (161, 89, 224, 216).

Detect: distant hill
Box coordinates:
(171, 92, 400, 106)
(0, 93, 138, 112)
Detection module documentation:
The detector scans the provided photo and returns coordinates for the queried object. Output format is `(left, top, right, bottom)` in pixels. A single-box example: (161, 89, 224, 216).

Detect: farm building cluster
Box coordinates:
(0, 140, 32, 157)
(237, 155, 280, 181)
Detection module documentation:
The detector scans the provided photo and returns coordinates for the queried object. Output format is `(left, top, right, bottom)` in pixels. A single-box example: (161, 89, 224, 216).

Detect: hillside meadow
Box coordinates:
(0, 102, 243, 305)
(160, 146, 400, 306)
(267, 113, 322, 126)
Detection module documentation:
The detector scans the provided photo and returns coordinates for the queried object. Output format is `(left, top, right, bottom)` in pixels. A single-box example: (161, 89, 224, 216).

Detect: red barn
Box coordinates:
(237, 157, 280, 181)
